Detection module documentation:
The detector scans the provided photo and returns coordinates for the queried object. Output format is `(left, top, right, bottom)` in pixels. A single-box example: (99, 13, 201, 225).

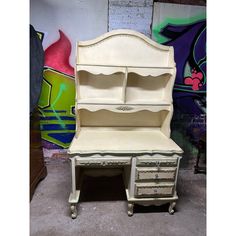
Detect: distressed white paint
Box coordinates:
(109, 0, 153, 37)
(152, 2, 206, 40)
(30, 0, 108, 65)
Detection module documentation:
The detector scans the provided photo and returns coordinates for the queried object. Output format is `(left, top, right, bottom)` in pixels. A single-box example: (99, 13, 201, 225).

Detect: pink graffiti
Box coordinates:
(45, 30, 74, 76)
(184, 68, 204, 91)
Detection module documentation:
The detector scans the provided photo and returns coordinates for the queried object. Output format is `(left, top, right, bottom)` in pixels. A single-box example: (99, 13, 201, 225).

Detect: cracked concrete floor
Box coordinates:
(30, 159, 206, 236)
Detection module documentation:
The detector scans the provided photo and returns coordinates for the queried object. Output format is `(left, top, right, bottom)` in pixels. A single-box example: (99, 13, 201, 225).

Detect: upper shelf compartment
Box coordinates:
(76, 65, 126, 104)
(125, 67, 176, 105)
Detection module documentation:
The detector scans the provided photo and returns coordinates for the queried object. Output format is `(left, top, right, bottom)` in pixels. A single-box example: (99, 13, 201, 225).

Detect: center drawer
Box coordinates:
(134, 183, 174, 198)
(135, 167, 176, 181)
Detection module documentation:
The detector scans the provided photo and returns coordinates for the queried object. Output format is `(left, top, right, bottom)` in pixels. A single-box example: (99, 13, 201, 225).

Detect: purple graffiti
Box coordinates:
(161, 20, 206, 115)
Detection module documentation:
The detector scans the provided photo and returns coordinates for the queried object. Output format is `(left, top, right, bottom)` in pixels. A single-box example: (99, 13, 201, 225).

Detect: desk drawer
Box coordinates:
(75, 156, 131, 167)
(135, 167, 176, 181)
(134, 183, 174, 198)
(136, 156, 178, 167)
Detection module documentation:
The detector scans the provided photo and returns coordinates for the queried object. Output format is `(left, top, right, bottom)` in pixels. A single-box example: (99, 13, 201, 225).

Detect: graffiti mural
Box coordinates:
(38, 30, 76, 149)
(153, 14, 206, 114)
(153, 14, 206, 161)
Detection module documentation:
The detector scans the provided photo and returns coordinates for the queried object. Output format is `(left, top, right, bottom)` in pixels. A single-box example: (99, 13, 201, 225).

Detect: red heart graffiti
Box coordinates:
(184, 69, 203, 91)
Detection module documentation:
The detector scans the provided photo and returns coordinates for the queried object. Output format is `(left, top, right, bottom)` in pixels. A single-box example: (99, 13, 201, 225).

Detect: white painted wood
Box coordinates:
(135, 167, 177, 181)
(126, 72, 172, 104)
(136, 155, 179, 166)
(135, 182, 174, 197)
(78, 71, 125, 103)
(68, 127, 182, 154)
(127, 67, 175, 76)
(160, 104, 173, 137)
(75, 156, 131, 166)
(68, 30, 183, 218)
(78, 109, 170, 127)
(77, 30, 175, 67)
(77, 65, 126, 75)
(129, 157, 137, 198)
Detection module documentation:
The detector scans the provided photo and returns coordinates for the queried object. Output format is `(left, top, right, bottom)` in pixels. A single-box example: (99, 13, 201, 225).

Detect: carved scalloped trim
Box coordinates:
(77, 69, 173, 77)
(78, 70, 124, 76)
(128, 72, 172, 78)
(77, 65, 126, 75)
(77, 107, 171, 113)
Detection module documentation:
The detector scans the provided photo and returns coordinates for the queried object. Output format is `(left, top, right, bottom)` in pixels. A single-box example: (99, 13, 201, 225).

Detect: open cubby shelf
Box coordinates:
(77, 67, 174, 105)
(77, 70, 125, 103)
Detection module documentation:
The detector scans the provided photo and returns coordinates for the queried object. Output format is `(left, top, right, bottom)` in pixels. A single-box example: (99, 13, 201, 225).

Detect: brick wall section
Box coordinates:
(109, 0, 154, 37)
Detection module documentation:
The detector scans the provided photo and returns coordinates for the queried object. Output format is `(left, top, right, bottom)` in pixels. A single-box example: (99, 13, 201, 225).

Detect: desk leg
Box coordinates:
(168, 201, 176, 214)
(69, 157, 80, 219)
(128, 202, 134, 216)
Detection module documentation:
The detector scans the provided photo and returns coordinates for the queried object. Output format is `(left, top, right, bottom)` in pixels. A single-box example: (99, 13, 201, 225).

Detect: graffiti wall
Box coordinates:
(31, 0, 206, 164)
(30, 0, 108, 154)
(152, 2, 206, 165)
(38, 31, 76, 149)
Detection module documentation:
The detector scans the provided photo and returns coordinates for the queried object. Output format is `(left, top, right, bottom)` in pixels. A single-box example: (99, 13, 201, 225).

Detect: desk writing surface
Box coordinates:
(68, 127, 182, 154)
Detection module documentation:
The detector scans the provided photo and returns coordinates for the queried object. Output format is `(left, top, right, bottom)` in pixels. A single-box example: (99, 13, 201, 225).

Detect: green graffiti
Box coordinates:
(152, 13, 206, 44)
(38, 68, 75, 148)
(184, 62, 192, 78)
(51, 83, 68, 129)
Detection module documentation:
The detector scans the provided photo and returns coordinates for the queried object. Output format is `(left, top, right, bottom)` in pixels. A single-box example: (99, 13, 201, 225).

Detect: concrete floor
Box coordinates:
(30, 159, 206, 236)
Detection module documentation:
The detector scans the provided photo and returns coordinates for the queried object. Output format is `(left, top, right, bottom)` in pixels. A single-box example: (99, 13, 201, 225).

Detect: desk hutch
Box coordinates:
(68, 30, 183, 219)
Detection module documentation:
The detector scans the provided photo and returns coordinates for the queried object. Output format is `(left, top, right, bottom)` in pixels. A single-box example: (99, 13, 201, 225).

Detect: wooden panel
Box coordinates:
(68, 128, 183, 154)
(135, 183, 174, 197)
(136, 156, 179, 166)
(135, 167, 176, 181)
(77, 30, 175, 67)
(80, 109, 169, 127)
(75, 156, 131, 167)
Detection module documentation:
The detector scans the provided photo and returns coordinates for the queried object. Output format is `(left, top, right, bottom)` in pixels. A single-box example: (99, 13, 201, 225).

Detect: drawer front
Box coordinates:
(135, 183, 174, 198)
(135, 167, 176, 181)
(76, 156, 131, 167)
(136, 156, 178, 167)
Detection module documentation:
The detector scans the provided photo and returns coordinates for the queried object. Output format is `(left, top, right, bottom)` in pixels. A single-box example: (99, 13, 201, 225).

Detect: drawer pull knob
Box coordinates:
(154, 189, 158, 193)
(155, 174, 159, 179)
